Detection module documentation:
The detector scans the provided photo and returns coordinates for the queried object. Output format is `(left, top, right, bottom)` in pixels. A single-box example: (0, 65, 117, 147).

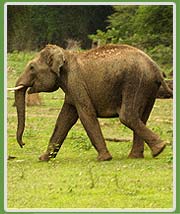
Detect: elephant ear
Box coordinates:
(40, 44, 65, 76)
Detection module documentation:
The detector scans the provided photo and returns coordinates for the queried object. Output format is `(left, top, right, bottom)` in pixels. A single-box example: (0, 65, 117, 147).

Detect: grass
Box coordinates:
(6, 52, 174, 210)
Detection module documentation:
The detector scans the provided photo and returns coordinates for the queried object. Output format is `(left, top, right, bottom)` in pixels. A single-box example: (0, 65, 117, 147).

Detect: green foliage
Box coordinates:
(68, 131, 92, 151)
(6, 52, 173, 209)
(148, 45, 172, 71)
(132, 6, 173, 47)
(7, 5, 113, 51)
(89, 5, 173, 73)
(7, 6, 33, 51)
(89, 6, 138, 45)
(7, 51, 35, 76)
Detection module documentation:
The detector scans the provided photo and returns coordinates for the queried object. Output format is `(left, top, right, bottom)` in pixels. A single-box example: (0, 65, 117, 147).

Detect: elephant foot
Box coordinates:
(128, 151, 144, 159)
(39, 152, 51, 161)
(148, 141, 166, 157)
(97, 152, 112, 161)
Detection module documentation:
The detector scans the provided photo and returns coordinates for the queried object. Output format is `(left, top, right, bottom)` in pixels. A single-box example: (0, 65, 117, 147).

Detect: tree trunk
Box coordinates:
(26, 93, 41, 106)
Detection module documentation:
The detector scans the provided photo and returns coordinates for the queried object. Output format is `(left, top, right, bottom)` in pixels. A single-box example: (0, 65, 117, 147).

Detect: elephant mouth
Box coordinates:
(27, 85, 36, 94)
(8, 79, 60, 93)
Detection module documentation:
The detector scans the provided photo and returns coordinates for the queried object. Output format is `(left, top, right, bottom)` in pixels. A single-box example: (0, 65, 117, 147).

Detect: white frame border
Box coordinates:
(4, 2, 176, 213)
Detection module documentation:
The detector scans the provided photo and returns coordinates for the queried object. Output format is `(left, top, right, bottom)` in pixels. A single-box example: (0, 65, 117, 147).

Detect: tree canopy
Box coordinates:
(89, 5, 173, 72)
(7, 5, 113, 51)
(7, 5, 173, 71)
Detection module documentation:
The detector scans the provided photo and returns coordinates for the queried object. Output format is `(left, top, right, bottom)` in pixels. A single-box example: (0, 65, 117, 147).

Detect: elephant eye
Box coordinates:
(29, 64, 35, 72)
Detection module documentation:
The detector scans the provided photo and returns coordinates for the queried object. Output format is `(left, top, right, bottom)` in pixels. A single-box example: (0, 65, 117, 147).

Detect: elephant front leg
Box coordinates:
(39, 102, 78, 161)
(77, 107, 112, 161)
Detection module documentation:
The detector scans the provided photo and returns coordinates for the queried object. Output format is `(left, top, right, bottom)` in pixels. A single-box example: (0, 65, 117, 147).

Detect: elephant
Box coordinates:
(11, 44, 173, 161)
(156, 79, 173, 99)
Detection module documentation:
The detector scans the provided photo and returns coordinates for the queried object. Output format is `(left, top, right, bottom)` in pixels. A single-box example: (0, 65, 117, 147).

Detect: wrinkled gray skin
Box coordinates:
(14, 44, 173, 161)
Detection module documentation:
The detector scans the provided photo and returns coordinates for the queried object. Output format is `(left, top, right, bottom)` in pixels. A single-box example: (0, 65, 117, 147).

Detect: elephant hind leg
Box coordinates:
(119, 85, 166, 158)
(128, 98, 156, 158)
(128, 134, 144, 158)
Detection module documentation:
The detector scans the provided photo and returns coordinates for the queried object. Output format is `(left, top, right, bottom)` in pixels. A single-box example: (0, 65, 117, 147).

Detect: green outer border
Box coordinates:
(1, 1, 178, 213)
(0, 0, 4, 213)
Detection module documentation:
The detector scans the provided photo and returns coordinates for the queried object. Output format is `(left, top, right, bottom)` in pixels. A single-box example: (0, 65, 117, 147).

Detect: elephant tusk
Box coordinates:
(7, 85, 25, 91)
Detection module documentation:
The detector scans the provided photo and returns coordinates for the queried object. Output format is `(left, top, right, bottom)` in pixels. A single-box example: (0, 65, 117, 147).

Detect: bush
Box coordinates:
(89, 5, 173, 72)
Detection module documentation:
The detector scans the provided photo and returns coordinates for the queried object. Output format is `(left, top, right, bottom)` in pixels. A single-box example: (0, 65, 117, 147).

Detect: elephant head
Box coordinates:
(13, 45, 65, 148)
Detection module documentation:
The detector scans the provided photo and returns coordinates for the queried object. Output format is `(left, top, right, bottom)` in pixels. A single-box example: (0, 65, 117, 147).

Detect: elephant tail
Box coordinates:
(156, 68, 173, 97)
(161, 77, 173, 96)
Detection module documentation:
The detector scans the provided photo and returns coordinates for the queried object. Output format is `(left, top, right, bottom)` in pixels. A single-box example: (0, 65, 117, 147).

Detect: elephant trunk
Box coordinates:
(15, 86, 28, 148)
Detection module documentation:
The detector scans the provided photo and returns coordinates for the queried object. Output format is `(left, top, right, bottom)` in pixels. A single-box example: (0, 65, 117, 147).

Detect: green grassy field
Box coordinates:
(6, 52, 174, 210)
